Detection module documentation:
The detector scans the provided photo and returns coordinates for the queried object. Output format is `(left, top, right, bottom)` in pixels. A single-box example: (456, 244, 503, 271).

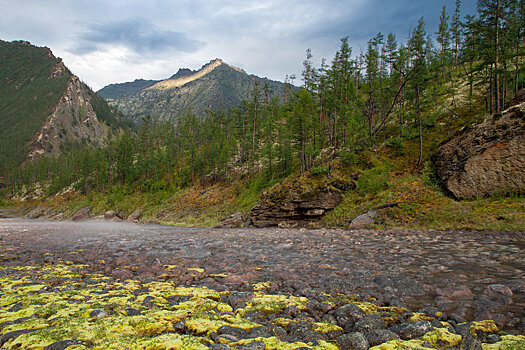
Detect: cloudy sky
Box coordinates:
(1, 0, 477, 91)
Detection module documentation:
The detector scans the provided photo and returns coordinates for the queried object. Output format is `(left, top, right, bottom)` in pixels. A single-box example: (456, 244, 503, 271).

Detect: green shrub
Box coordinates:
(340, 150, 358, 166)
(357, 165, 389, 195)
(310, 166, 329, 175)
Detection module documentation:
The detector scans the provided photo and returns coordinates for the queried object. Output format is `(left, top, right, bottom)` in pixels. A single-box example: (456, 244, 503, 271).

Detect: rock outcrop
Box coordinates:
(250, 175, 351, 228)
(432, 102, 525, 200)
(27, 76, 111, 160)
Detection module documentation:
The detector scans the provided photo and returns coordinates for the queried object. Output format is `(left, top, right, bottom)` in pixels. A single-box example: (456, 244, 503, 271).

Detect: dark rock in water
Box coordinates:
(89, 309, 108, 319)
(288, 321, 326, 343)
(389, 320, 432, 340)
(227, 291, 255, 310)
(71, 207, 91, 221)
(44, 340, 85, 350)
(0, 329, 37, 346)
(334, 303, 366, 327)
(217, 325, 249, 339)
(237, 341, 266, 350)
(436, 285, 474, 300)
(209, 344, 231, 350)
(353, 314, 386, 332)
(481, 284, 513, 303)
(248, 326, 274, 338)
(250, 178, 350, 227)
(336, 332, 369, 350)
(125, 308, 141, 316)
(432, 101, 525, 199)
(364, 329, 400, 347)
(374, 276, 424, 296)
(461, 331, 482, 350)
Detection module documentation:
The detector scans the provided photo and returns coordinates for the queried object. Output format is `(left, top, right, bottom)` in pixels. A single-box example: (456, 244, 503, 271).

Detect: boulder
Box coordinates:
(219, 212, 249, 228)
(127, 209, 141, 222)
(389, 320, 432, 340)
(26, 206, 47, 219)
(71, 207, 91, 221)
(432, 102, 525, 199)
(336, 332, 369, 350)
(104, 210, 124, 221)
(250, 177, 351, 228)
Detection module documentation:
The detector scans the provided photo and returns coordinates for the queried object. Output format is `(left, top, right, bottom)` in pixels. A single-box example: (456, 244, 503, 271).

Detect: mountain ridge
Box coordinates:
(97, 58, 287, 122)
(0, 39, 130, 170)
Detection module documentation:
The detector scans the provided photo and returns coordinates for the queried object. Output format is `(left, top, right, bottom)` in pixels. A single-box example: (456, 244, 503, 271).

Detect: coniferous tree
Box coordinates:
(409, 17, 428, 166)
(437, 5, 451, 78)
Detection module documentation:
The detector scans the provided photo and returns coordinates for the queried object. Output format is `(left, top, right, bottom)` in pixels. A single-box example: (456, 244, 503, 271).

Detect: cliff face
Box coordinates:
(28, 76, 112, 160)
(432, 101, 525, 200)
(0, 40, 126, 168)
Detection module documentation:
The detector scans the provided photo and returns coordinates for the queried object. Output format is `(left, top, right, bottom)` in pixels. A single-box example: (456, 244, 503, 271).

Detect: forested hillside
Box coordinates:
(0, 40, 71, 172)
(1, 0, 524, 229)
(0, 40, 134, 177)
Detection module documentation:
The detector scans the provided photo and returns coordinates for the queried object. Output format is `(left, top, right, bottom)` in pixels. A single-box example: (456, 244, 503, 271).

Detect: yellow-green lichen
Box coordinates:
(481, 335, 525, 350)
(369, 339, 425, 350)
(312, 322, 343, 333)
(470, 320, 500, 334)
(233, 336, 339, 350)
(422, 327, 462, 347)
(408, 312, 434, 322)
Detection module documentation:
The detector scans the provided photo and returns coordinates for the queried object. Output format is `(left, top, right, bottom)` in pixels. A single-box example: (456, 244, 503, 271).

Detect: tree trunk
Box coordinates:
(416, 84, 423, 166)
(495, 0, 501, 113)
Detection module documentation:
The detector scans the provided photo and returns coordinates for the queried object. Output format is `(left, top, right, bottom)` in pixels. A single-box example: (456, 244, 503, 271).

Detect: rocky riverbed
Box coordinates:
(0, 218, 524, 349)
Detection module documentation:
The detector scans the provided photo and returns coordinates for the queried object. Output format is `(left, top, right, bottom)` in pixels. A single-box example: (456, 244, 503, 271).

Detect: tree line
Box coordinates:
(1, 0, 523, 198)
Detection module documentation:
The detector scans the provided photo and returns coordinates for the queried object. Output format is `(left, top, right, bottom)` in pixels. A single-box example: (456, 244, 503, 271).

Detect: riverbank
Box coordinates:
(0, 218, 524, 349)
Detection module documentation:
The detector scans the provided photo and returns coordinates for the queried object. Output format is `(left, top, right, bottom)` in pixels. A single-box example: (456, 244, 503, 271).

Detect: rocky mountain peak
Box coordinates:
(168, 68, 195, 80)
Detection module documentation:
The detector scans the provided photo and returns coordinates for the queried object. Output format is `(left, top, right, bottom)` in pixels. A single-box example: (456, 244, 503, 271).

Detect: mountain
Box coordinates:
(98, 59, 287, 122)
(0, 40, 131, 171)
(96, 79, 159, 99)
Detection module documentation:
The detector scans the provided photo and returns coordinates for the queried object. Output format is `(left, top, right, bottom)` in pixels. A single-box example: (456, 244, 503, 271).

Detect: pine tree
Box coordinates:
(437, 5, 451, 78)
(452, 0, 462, 66)
(409, 17, 428, 166)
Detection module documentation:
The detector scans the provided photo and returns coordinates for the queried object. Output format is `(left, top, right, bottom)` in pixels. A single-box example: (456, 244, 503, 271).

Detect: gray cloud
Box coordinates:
(71, 18, 202, 55)
(0, 0, 479, 90)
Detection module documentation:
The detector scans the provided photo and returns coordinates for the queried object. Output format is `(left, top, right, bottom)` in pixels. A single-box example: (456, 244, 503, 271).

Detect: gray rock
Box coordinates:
(208, 344, 231, 350)
(388, 321, 432, 340)
(248, 326, 274, 338)
(26, 206, 47, 219)
(336, 332, 370, 350)
(71, 207, 90, 221)
(354, 314, 386, 332)
(250, 184, 346, 228)
(0, 329, 37, 346)
(364, 329, 400, 347)
(334, 303, 366, 327)
(349, 211, 377, 229)
(217, 325, 249, 339)
(44, 340, 85, 350)
(127, 209, 141, 221)
(89, 309, 108, 319)
(461, 331, 482, 350)
(374, 276, 424, 296)
(227, 291, 255, 310)
(433, 102, 525, 199)
(237, 341, 266, 350)
(220, 212, 248, 228)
